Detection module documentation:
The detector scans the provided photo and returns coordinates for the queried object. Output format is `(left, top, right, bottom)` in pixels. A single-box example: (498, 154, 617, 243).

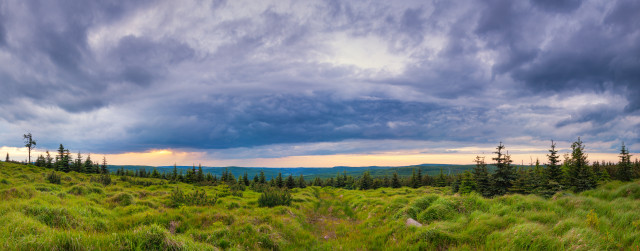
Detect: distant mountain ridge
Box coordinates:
(107, 163, 482, 179)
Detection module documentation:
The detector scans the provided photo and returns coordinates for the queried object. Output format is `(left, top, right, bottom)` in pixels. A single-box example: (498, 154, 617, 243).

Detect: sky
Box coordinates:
(0, 0, 639, 167)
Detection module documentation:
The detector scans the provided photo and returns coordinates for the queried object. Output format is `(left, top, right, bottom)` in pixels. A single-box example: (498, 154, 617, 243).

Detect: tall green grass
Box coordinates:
(1, 161, 639, 250)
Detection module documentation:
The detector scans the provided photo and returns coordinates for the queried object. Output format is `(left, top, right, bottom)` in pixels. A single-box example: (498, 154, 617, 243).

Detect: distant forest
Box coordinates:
(5, 134, 640, 198)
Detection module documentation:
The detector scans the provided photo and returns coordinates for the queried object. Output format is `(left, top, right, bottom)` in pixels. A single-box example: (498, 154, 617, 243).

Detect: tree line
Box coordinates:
(4, 134, 639, 197)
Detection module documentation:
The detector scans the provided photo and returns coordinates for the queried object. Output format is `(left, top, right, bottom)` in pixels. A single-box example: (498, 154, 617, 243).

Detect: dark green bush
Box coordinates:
(47, 171, 61, 184)
(91, 174, 112, 186)
(169, 187, 218, 208)
(258, 188, 292, 208)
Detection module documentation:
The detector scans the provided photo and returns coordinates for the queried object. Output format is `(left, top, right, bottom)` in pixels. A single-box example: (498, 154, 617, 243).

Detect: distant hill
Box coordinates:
(107, 163, 495, 179)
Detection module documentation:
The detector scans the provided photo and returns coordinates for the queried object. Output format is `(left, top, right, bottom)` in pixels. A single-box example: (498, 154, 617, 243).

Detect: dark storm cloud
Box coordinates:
(0, 0, 638, 155)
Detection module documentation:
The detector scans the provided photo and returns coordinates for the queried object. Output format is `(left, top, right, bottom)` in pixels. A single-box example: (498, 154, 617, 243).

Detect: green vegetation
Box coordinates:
(1, 161, 640, 250)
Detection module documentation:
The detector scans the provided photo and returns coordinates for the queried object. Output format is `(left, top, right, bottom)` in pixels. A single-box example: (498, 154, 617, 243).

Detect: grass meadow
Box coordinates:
(1, 161, 639, 250)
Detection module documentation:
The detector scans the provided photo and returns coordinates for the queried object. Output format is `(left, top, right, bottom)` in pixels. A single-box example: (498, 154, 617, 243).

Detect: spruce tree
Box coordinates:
(285, 175, 296, 189)
(473, 156, 491, 197)
(360, 171, 373, 190)
(172, 164, 178, 181)
(546, 140, 563, 183)
(276, 173, 284, 188)
(491, 142, 514, 195)
(459, 171, 475, 194)
(243, 172, 249, 186)
(298, 174, 306, 188)
(5, 153, 8, 162)
(73, 152, 84, 173)
(391, 171, 401, 188)
(259, 170, 266, 184)
(567, 138, 595, 192)
(618, 143, 633, 181)
(436, 168, 447, 187)
(101, 156, 108, 174)
(197, 164, 205, 183)
(510, 167, 528, 194)
(45, 151, 53, 169)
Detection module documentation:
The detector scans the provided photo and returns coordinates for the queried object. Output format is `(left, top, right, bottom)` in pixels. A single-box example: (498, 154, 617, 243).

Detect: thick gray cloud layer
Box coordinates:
(0, 0, 638, 156)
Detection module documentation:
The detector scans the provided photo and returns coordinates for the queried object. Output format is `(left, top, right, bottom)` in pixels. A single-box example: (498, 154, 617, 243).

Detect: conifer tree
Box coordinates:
(172, 164, 178, 181)
(436, 168, 447, 187)
(410, 169, 420, 188)
(491, 142, 514, 195)
(510, 167, 528, 194)
(259, 170, 266, 184)
(197, 164, 205, 183)
(73, 152, 84, 173)
(83, 154, 93, 173)
(567, 138, 595, 192)
(242, 172, 250, 186)
(45, 151, 53, 169)
(459, 171, 475, 194)
(297, 174, 306, 188)
(391, 171, 401, 188)
(5, 153, 9, 162)
(546, 140, 563, 183)
(618, 143, 633, 181)
(276, 173, 284, 188)
(286, 174, 296, 189)
(253, 174, 259, 184)
(101, 156, 108, 174)
(473, 156, 491, 197)
(360, 171, 373, 190)
(312, 177, 323, 186)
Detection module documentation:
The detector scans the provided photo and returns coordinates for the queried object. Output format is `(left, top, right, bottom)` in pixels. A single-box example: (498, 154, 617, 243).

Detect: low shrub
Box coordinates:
(91, 174, 112, 186)
(258, 188, 292, 208)
(108, 192, 134, 207)
(169, 187, 218, 208)
(47, 171, 61, 184)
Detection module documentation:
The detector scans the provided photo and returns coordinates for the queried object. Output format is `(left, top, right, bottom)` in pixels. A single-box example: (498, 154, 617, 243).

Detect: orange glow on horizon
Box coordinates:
(1, 146, 637, 167)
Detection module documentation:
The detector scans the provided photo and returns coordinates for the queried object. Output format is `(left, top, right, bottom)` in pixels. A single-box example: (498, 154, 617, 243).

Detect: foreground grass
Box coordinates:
(1, 162, 639, 250)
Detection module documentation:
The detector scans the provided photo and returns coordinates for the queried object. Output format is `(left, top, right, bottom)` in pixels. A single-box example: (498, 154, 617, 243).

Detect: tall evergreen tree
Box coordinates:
(197, 164, 205, 183)
(546, 140, 563, 183)
(5, 153, 9, 162)
(391, 171, 401, 188)
(242, 172, 250, 186)
(491, 142, 514, 195)
(83, 154, 93, 173)
(286, 174, 296, 189)
(56, 144, 70, 172)
(360, 171, 373, 190)
(45, 151, 53, 169)
(459, 171, 475, 194)
(73, 152, 84, 173)
(473, 156, 491, 197)
(298, 174, 306, 188)
(259, 170, 266, 184)
(567, 138, 595, 192)
(618, 143, 633, 181)
(101, 156, 108, 174)
(436, 168, 447, 187)
(172, 164, 178, 181)
(276, 173, 284, 188)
